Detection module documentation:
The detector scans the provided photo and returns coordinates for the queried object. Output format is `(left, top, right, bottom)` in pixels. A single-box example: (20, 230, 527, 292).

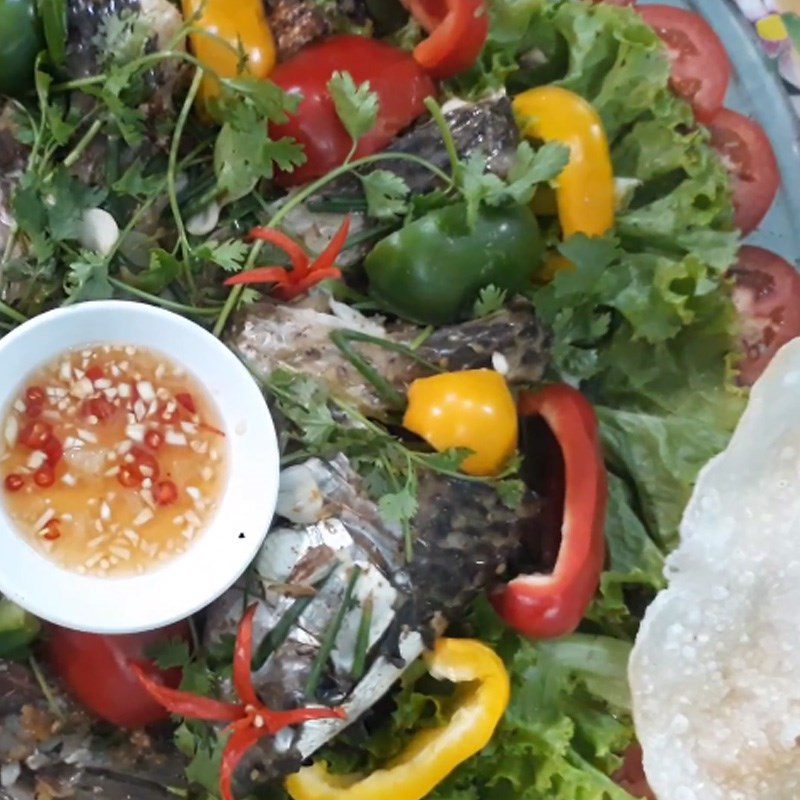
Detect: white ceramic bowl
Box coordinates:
(0, 300, 279, 634)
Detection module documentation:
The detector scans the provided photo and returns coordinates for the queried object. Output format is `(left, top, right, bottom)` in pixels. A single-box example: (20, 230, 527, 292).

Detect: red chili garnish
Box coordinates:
(26, 386, 45, 405)
(86, 366, 105, 382)
(198, 421, 226, 438)
(175, 393, 196, 414)
(25, 401, 43, 419)
(224, 217, 350, 301)
(144, 430, 164, 450)
(41, 519, 61, 541)
(34, 465, 56, 488)
(117, 448, 161, 489)
(83, 397, 116, 422)
(153, 480, 178, 507)
(118, 466, 140, 488)
(19, 421, 53, 450)
(133, 605, 345, 800)
(4, 474, 24, 492)
(41, 435, 63, 466)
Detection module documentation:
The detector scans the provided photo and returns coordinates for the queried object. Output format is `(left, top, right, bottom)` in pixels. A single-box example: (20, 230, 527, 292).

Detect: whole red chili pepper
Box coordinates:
(224, 217, 350, 301)
(491, 384, 607, 639)
(133, 605, 345, 800)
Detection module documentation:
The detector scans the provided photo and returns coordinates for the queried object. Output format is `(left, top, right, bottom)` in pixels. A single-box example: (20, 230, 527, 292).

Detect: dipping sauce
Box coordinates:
(0, 344, 228, 577)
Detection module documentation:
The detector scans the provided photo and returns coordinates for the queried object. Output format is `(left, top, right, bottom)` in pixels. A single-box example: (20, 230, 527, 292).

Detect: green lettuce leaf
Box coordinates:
(429, 607, 636, 800)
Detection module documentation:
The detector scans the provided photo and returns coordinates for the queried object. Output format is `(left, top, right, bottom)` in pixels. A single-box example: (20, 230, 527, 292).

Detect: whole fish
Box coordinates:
(0, 660, 186, 800)
(203, 454, 542, 789)
(230, 294, 551, 417)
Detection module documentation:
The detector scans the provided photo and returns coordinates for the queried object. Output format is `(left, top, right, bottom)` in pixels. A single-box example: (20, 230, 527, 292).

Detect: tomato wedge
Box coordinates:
(708, 108, 779, 236)
(45, 621, 191, 728)
(637, 5, 731, 123)
(270, 36, 435, 186)
(404, 0, 489, 80)
(730, 246, 800, 386)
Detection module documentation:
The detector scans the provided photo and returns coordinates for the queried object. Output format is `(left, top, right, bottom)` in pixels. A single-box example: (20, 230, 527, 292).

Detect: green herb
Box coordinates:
(328, 70, 380, 156)
(472, 285, 507, 318)
(360, 170, 411, 220)
(351, 598, 373, 681)
(306, 565, 362, 698)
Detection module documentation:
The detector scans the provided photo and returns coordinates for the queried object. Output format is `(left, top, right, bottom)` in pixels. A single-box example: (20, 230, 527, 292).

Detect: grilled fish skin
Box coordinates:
(0, 660, 186, 800)
(230, 294, 550, 416)
(203, 454, 540, 790)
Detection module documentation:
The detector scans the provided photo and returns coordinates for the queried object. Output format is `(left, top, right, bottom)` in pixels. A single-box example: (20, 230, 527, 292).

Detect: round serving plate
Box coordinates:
(642, 0, 800, 262)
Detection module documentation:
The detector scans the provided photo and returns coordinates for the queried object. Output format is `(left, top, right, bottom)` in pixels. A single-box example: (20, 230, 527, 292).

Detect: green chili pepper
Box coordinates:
(364, 202, 544, 325)
(0, 0, 43, 97)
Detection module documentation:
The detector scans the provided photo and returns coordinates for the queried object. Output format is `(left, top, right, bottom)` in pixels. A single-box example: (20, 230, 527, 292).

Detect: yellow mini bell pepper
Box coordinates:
(513, 86, 615, 238)
(182, 0, 277, 112)
(403, 369, 518, 477)
(285, 638, 510, 800)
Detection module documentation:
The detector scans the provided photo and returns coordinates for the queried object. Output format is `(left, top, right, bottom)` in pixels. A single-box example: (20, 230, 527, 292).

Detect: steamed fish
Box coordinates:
(230, 294, 550, 416)
(203, 454, 540, 790)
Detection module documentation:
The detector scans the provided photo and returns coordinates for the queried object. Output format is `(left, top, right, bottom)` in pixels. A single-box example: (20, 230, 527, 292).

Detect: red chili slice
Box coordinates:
(19, 421, 53, 450)
(175, 393, 196, 414)
(26, 386, 45, 405)
(86, 366, 104, 382)
(144, 430, 164, 450)
(41, 435, 63, 466)
(41, 519, 61, 541)
(83, 397, 116, 422)
(153, 480, 178, 507)
(25, 402, 43, 419)
(4, 474, 24, 492)
(34, 465, 56, 488)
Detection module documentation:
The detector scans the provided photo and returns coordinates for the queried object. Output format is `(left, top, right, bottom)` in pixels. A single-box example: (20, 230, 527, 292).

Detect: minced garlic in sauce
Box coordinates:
(0, 344, 228, 577)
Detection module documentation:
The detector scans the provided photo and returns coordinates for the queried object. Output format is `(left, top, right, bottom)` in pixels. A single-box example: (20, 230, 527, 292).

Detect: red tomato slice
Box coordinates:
(270, 36, 435, 186)
(405, 0, 488, 80)
(730, 246, 800, 386)
(45, 621, 191, 728)
(637, 5, 731, 123)
(613, 744, 656, 800)
(708, 108, 780, 236)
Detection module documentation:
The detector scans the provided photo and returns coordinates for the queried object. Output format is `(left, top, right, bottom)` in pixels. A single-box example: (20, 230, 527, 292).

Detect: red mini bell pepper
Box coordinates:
(133, 605, 345, 800)
(404, 0, 489, 80)
(491, 384, 607, 639)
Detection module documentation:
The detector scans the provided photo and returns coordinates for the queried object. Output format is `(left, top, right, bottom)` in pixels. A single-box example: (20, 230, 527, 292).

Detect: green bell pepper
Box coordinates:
(365, 202, 544, 325)
(0, 0, 43, 97)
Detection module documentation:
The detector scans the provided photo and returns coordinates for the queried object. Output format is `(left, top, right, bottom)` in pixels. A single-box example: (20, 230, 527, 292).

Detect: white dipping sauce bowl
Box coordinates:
(0, 300, 279, 634)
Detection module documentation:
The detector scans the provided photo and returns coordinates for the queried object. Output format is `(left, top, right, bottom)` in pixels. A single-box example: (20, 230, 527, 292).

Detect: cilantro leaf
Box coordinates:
(328, 71, 380, 147)
(473, 285, 507, 318)
(112, 159, 165, 199)
(64, 251, 113, 302)
(121, 249, 182, 293)
(360, 170, 410, 220)
(215, 104, 305, 201)
(195, 240, 249, 273)
(146, 638, 192, 670)
(378, 486, 418, 525)
(458, 142, 569, 227)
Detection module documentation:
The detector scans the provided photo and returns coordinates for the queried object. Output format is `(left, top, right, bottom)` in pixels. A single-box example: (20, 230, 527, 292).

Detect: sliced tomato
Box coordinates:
(404, 0, 488, 80)
(45, 621, 191, 728)
(637, 5, 731, 123)
(270, 36, 435, 186)
(708, 108, 779, 236)
(613, 744, 656, 800)
(730, 246, 800, 386)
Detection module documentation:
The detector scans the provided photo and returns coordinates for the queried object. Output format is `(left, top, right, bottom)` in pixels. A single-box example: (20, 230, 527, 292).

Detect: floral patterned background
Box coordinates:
(736, 0, 800, 113)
